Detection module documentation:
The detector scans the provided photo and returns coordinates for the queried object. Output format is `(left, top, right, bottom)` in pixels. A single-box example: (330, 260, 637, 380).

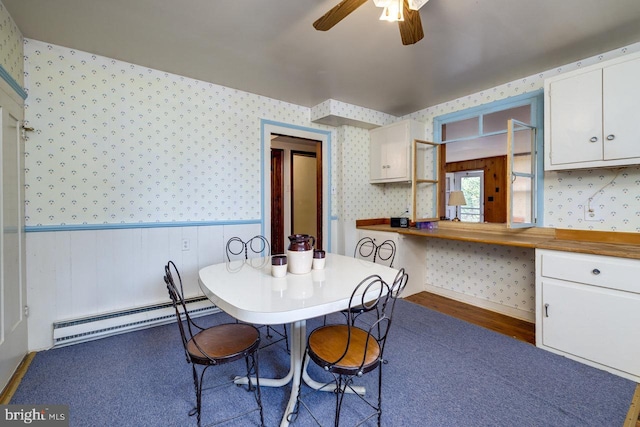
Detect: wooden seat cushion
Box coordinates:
(308, 325, 380, 374)
(187, 323, 259, 363)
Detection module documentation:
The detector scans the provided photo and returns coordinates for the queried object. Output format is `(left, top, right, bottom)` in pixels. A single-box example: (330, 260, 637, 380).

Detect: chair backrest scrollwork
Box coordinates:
(226, 235, 271, 261)
(354, 236, 396, 268)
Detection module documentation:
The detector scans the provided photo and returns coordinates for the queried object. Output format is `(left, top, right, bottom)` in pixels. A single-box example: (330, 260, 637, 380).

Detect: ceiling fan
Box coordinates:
(313, 0, 428, 45)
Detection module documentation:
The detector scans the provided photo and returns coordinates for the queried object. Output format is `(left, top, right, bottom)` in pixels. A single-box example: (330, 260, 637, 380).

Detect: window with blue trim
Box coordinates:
(434, 90, 543, 226)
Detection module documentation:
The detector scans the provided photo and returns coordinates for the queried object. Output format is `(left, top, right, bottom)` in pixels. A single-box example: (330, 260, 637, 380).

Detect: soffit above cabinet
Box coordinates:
(310, 99, 394, 129)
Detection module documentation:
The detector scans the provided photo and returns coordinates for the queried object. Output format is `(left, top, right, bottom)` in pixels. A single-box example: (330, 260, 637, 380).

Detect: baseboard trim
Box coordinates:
(0, 352, 36, 404)
(424, 284, 535, 323)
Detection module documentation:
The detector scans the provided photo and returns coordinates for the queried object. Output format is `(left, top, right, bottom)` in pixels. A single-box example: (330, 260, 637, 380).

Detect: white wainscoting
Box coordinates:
(26, 223, 261, 351)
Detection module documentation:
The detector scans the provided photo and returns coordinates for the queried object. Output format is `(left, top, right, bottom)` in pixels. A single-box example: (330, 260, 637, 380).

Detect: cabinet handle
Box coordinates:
(589, 136, 598, 143)
(592, 268, 600, 275)
(544, 303, 549, 317)
(606, 134, 615, 141)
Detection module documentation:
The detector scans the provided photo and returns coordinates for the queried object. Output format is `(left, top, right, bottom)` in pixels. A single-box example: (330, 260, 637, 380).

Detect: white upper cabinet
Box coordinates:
(370, 119, 423, 183)
(545, 52, 640, 170)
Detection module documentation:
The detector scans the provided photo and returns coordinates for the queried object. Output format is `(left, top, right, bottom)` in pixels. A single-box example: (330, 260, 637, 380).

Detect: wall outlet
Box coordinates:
(181, 238, 190, 251)
(584, 205, 603, 221)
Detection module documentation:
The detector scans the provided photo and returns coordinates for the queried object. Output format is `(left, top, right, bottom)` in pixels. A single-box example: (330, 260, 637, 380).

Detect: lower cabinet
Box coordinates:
(535, 249, 640, 382)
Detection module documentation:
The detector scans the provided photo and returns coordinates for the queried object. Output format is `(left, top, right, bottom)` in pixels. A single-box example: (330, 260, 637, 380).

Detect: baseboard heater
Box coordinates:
(52, 296, 219, 348)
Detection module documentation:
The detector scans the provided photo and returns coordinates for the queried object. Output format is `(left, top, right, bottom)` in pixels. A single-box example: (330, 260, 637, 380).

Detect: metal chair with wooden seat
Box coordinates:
(289, 268, 409, 426)
(164, 260, 264, 427)
(225, 235, 289, 352)
(321, 236, 398, 326)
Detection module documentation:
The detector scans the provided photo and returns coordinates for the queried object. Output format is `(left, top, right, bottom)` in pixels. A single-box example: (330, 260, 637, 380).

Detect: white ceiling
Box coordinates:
(5, 0, 640, 117)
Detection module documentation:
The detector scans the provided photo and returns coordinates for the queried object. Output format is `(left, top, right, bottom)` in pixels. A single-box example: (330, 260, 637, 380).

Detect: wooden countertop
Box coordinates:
(356, 219, 640, 260)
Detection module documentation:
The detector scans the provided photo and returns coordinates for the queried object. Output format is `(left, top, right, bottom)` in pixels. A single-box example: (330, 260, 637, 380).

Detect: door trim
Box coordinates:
(261, 120, 332, 252)
(271, 148, 285, 254)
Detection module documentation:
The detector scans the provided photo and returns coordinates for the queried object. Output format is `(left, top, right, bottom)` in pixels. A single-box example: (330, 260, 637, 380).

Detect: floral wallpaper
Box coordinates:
(407, 42, 640, 233)
(22, 39, 411, 228)
(336, 125, 409, 222)
(543, 167, 640, 232)
(25, 37, 639, 233)
(23, 39, 315, 226)
(425, 239, 536, 314)
(403, 41, 640, 316)
(17, 31, 640, 319)
(0, 0, 23, 86)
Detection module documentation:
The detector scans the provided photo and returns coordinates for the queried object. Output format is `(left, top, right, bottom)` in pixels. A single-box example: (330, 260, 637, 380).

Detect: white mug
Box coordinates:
(271, 255, 287, 278)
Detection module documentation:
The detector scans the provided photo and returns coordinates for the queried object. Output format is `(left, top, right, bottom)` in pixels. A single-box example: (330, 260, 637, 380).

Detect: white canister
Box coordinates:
(287, 250, 313, 274)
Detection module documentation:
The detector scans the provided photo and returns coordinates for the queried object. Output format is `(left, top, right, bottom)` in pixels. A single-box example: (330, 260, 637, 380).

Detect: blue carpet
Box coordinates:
(11, 300, 636, 426)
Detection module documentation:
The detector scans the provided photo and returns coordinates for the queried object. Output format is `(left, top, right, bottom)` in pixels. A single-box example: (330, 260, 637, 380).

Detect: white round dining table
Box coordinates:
(198, 253, 400, 427)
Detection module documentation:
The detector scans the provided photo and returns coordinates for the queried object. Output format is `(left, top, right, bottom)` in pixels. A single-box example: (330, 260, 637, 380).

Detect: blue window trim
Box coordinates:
(433, 90, 543, 142)
(433, 90, 544, 225)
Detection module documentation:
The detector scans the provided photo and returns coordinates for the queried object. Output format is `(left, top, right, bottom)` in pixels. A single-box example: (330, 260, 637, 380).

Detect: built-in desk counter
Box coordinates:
(356, 219, 640, 260)
(357, 219, 640, 382)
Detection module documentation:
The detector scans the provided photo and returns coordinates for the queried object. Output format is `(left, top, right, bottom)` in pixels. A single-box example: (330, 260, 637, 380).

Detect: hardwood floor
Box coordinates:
(404, 291, 535, 344)
(405, 291, 640, 427)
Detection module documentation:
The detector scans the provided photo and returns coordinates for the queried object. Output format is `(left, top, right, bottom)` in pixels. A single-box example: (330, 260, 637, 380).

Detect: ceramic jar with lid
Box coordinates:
(287, 234, 315, 274)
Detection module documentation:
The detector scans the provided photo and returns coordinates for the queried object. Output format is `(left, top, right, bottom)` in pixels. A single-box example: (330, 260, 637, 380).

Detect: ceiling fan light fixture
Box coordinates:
(379, 0, 404, 22)
(314, 0, 424, 45)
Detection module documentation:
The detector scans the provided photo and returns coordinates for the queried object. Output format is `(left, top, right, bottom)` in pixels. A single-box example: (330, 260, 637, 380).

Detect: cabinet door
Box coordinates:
(603, 57, 640, 161)
(382, 121, 409, 180)
(548, 69, 603, 166)
(541, 279, 640, 378)
(369, 127, 385, 181)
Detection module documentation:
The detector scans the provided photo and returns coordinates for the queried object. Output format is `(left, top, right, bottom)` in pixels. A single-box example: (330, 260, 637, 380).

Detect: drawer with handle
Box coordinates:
(539, 250, 639, 294)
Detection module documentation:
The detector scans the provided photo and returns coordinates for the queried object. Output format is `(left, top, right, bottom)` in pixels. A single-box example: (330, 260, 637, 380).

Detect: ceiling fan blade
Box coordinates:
(313, 0, 369, 31)
(398, 0, 424, 45)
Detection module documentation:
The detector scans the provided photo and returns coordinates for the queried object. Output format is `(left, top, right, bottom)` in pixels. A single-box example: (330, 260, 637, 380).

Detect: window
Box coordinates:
(434, 90, 543, 227)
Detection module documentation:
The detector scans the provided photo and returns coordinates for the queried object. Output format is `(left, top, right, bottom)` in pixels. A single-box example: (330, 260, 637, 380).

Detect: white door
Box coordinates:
(0, 84, 26, 391)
